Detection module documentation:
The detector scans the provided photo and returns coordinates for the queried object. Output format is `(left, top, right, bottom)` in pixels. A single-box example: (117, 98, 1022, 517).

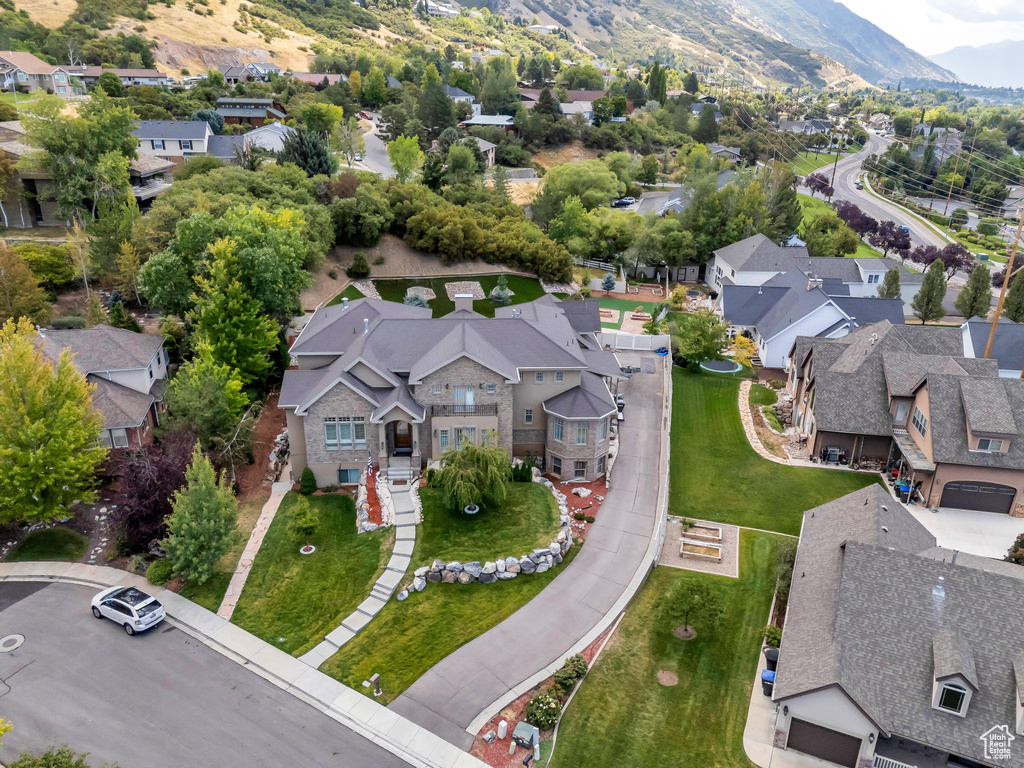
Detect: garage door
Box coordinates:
(787, 719, 861, 768)
(940, 482, 1016, 514)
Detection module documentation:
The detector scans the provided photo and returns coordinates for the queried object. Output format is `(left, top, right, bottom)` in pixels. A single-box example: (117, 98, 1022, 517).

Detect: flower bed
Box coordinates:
(684, 524, 722, 543)
(680, 539, 722, 561)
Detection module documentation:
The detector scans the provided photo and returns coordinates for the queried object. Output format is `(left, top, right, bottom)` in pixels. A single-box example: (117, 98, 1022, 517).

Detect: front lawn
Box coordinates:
(550, 532, 778, 768)
(670, 370, 880, 535)
(798, 193, 880, 259)
(414, 482, 560, 568)
(4, 527, 89, 562)
(331, 275, 548, 317)
(231, 492, 393, 656)
(789, 150, 845, 175)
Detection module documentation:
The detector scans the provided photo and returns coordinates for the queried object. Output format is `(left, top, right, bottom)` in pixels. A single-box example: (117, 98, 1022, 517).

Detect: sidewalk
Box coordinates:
(301, 487, 419, 668)
(0, 561, 486, 768)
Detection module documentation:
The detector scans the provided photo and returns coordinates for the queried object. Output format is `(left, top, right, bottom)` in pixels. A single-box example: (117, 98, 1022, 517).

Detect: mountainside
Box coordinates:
(930, 40, 1024, 89)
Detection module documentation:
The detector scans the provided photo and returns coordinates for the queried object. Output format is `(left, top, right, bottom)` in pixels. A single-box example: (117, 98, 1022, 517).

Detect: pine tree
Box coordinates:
(417, 64, 455, 139)
(163, 444, 238, 585)
(535, 87, 559, 116)
(492, 165, 509, 199)
(683, 71, 699, 94)
(278, 127, 338, 177)
(1003, 272, 1024, 324)
(191, 239, 279, 387)
(911, 260, 947, 324)
(953, 263, 991, 320)
(877, 268, 902, 299)
(108, 302, 141, 332)
(693, 105, 719, 144)
(602, 272, 616, 292)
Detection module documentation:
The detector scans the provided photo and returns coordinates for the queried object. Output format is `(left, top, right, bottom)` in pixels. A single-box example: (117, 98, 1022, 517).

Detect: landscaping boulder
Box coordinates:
(462, 561, 483, 578)
(445, 561, 463, 572)
(413, 577, 426, 591)
(414, 566, 429, 578)
(457, 571, 474, 584)
(431, 559, 445, 572)
(572, 487, 592, 498)
(479, 571, 498, 584)
(397, 590, 409, 601)
(505, 557, 520, 573)
(561, 540, 571, 555)
(556, 530, 566, 544)
(497, 571, 517, 580)
(553, 552, 562, 565)
(496, 559, 506, 573)
(536, 562, 550, 573)
(520, 558, 537, 574)
(427, 571, 442, 582)
(442, 570, 458, 584)
(548, 542, 560, 555)
(483, 561, 497, 574)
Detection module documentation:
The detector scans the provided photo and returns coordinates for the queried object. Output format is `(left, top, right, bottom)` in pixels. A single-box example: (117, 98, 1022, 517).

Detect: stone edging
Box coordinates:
(738, 381, 791, 466)
(0, 561, 487, 768)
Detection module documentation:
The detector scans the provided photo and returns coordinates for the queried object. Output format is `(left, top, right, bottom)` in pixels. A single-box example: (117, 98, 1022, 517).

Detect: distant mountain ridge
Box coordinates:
(929, 40, 1024, 89)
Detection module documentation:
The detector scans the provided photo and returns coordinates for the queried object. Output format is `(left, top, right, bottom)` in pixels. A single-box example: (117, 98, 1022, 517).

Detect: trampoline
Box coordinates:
(686, 290, 701, 298)
(700, 360, 743, 374)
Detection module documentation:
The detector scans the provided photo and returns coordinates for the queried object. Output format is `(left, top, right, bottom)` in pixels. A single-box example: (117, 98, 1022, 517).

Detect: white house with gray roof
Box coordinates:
(132, 120, 214, 167)
(773, 484, 1024, 768)
(280, 295, 625, 486)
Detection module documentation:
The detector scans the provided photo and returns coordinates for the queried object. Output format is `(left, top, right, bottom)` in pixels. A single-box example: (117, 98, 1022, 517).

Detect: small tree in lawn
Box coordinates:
(602, 272, 616, 293)
(163, 444, 238, 586)
(953, 262, 991, 320)
(676, 310, 729, 364)
(877, 268, 902, 299)
(669, 580, 723, 639)
(436, 441, 512, 513)
(911, 260, 947, 325)
(289, 494, 318, 548)
(300, 466, 317, 495)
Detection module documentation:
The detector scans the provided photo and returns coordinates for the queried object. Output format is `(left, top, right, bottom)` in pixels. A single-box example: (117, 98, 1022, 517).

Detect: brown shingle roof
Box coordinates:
(0, 51, 60, 76)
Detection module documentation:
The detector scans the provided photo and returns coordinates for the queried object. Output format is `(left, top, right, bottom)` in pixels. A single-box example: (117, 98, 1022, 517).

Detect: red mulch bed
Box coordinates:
(469, 623, 616, 766)
(234, 388, 288, 504)
(365, 465, 383, 526)
(543, 475, 606, 543)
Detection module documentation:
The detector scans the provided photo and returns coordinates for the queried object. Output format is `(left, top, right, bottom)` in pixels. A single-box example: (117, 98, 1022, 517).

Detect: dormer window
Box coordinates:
(976, 438, 1003, 452)
(938, 684, 966, 714)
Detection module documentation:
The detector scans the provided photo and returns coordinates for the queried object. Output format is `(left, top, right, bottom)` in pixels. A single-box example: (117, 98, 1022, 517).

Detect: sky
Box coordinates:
(839, 0, 1024, 54)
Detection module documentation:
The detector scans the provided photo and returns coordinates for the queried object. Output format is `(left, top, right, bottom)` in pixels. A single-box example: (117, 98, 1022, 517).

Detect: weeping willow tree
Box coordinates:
(435, 442, 512, 513)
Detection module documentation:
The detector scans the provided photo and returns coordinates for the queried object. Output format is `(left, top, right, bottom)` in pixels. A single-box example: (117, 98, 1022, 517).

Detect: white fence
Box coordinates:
(599, 332, 671, 351)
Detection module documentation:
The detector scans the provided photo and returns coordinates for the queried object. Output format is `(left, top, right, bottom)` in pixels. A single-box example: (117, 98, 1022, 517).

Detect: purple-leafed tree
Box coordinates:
(805, 173, 834, 200)
(869, 220, 912, 259)
(909, 242, 974, 282)
(111, 431, 196, 553)
(993, 253, 1024, 288)
(834, 201, 878, 237)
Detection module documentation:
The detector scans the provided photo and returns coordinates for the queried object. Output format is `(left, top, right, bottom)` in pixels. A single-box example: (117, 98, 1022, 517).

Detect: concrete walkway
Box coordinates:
(217, 479, 292, 620)
(0, 561, 487, 768)
(390, 352, 671, 749)
(301, 487, 419, 668)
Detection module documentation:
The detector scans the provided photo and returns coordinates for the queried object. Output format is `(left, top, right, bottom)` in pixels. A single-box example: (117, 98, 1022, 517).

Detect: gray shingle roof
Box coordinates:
(832, 297, 904, 326)
(216, 97, 276, 106)
(722, 271, 834, 341)
(132, 120, 211, 140)
(542, 371, 616, 419)
(40, 325, 163, 374)
(933, 628, 979, 689)
(207, 134, 245, 158)
(964, 318, 1024, 371)
(444, 85, 473, 99)
(959, 377, 1018, 435)
(88, 376, 154, 429)
(925, 374, 1024, 469)
(776, 487, 1024, 766)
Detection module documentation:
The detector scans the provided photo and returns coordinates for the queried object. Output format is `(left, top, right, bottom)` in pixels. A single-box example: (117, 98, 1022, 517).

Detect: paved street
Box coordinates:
(390, 352, 667, 749)
(0, 582, 409, 768)
(354, 114, 394, 178)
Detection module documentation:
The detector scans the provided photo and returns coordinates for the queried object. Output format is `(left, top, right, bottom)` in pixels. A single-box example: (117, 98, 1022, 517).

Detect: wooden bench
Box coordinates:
(630, 312, 652, 321)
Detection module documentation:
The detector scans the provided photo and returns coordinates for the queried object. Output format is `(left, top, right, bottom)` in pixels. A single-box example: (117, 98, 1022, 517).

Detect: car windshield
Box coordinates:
(137, 601, 163, 617)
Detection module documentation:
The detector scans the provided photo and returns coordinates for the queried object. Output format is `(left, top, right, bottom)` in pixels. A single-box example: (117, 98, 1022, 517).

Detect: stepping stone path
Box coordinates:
(738, 381, 790, 466)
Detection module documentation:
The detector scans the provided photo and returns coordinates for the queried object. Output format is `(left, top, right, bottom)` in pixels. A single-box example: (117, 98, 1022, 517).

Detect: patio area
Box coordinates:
(659, 517, 740, 578)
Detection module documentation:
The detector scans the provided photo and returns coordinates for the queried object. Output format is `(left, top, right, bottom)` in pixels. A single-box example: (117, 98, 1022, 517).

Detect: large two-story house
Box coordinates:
(39, 325, 168, 450)
(0, 51, 76, 94)
(772, 485, 1024, 768)
(788, 321, 1024, 515)
(280, 295, 625, 487)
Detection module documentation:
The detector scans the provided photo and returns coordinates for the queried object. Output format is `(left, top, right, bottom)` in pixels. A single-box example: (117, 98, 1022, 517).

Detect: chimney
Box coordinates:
(806, 276, 822, 292)
(363, 318, 369, 336)
(454, 293, 474, 312)
(342, 297, 349, 310)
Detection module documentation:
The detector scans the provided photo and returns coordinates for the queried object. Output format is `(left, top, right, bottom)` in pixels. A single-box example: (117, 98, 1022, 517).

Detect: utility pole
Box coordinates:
(983, 215, 1024, 359)
(828, 127, 845, 195)
(941, 149, 962, 218)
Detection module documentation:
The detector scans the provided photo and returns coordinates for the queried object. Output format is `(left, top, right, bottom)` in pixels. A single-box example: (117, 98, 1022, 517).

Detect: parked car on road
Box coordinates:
(359, 111, 371, 120)
(854, 181, 864, 190)
(612, 197, 636, 208)
(91, 586, 165, 635)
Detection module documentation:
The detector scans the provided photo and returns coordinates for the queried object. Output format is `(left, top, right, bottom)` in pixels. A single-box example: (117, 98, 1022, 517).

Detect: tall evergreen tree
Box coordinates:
(877, 268, 902, 299)
(1002, 271, 1024, 324)
(535, 87, 559, 116)
(912, 260, 947, 324)
(492, 165, 509, 199)
(953, 263, 991, 320)
(683, 71, 699, 94)
(693, 105, 719, 143)
(417, 64, 455, 139)
(278, 127, 338, 177)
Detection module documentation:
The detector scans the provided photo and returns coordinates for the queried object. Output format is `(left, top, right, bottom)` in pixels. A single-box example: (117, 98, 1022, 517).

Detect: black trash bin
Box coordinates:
(761, 669, 775, 697)
(763, 646, 779, 672)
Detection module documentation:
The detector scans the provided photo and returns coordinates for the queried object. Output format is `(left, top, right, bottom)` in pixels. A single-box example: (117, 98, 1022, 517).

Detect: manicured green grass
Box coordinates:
(789, 150, 845, 175)
(798, 193, 881, 259)
(749, 383, 777, 406)
(231, 492, 392, 656)
(669, 370, 880, 535)
(327, 284, 367, 305)
(598, 296, 664, 329)
(321, 544, 580, 703)
(330, 275, 547, 318)
(414, 482, 559, 568)
(180, 572, 233, 613)
(550, 532, 779, 768)
(5, 527, 89, 562)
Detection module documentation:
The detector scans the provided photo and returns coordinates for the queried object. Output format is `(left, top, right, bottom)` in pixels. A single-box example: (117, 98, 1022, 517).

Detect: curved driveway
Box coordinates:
(390, 352, 669, 749)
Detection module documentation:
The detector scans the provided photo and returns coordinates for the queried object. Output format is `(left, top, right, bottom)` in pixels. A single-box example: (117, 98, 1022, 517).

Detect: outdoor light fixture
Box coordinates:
(869, 734, 875, 744)
(783, 706, 789, 716)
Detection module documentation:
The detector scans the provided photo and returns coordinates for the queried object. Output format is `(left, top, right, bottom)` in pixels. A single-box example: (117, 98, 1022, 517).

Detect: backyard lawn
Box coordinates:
(330, 275, 548, 317)
(550, 532, 778, 768)
(798, 193, 879, 259)
(670, 370, 880, 535)
(414, 482, 560, 568)
(4, 527, 89, 562)
(597, 296, 665, 329)
(231, 492, 393, 656)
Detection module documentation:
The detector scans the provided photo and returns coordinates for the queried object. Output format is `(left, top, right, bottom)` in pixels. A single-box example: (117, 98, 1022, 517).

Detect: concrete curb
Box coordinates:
(464, 355, 673, 736)
(0, 561, 487, 768)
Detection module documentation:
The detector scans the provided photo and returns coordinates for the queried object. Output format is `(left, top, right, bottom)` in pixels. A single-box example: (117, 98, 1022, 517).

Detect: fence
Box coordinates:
(598, 332, 671, 351)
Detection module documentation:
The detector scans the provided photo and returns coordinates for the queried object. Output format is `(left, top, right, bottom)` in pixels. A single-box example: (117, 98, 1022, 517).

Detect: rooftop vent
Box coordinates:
(363, 318, 369, 336)
(870, 333, 878, 346)
(932, 575, 945, 598)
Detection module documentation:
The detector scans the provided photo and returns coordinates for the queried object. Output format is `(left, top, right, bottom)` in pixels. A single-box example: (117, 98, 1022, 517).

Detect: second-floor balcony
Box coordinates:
(430, 403, 499, 417)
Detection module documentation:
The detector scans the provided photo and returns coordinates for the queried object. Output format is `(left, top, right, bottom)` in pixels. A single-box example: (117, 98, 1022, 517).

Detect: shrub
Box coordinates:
(511, 461, 532, 482)
(435, 442, 511, 512)
(1007, 532, 1024, 566)
(763, 407, 783, 432)
(50, 314, 86, 329)
(563, 653, 588, 679)
(373, 255, 385, 265)
(328, 269, 338, 280)
(524, 690, 561, 729)
(764, 624, 782, 648)
(554, 653, 589, 695)
(574, 512, 585, 521)
(127, 553, 147, 574)
(346, 251, 371, 279)
(300, 467, 317, 495)
(585, 515, 596, 523)
(768, 379, 786, 390)
(425, 467, 437, 486)
(404, 294, 430, 308)
(146, 558, 173, 585)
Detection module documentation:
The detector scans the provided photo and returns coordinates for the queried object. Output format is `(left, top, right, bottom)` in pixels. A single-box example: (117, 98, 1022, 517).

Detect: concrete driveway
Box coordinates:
(908, 506, 1024, 560)
(0, 582, 409, 768)
(352, 113, 394, 178)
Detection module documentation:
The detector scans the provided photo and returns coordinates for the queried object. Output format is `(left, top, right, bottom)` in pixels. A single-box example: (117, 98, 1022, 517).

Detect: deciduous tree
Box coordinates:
(869, 220, 911, 259)
(676, 310, 729, 363)
(435, 441, 512, 513)
(668, 580, 723, 635)
(164, 345, 248, 450)
(911, 260, 947, 324)
(0, 245, 50, 324)
(953, 262, 991, 319)
(387, 135, 423, 183)
(878, 268, 902, 299)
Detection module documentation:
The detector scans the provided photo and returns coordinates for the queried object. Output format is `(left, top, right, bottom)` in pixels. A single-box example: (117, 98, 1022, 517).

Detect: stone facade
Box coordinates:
(304, 382, 379, 487)
(545, 415, 611, 481)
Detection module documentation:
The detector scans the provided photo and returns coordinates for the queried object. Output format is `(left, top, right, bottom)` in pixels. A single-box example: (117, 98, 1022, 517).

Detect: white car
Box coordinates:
(91, 586, 166, 635)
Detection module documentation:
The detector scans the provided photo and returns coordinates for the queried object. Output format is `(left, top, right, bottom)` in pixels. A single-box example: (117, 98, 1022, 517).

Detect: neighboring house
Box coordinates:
(910, 133, 963, 170)
(286, 72, 348, 86)
(1001, 185, 1024, 220)
(773, 484, 1024, 768)
(961, 318, 1024, 378)
(707, 234, 924, 309)
(215, 97, 286, 127)
(709, 143, 742, 163)
(386, 76, 403, 88)
(279, 295, 626, 487)
(788, 320, 1024, 514)
(74, 67, 170, 87)
(691, 103, 723, 122)
(132, 120, 213, 167)
(559, 101, 594, 124)
(444, 85, 474, 104)
(206, 133, 246, 162)
(867, 112, 893, 131)
(38, 325, 168, 450)
(0, 51, 76, 94)
(424, 0, 459, 17)
(128, 154, 174, 206)
(219, 62, 281, 84)
(778, 119, 832, 135)
(459, 114, 516, 132)
(519, 89, 607, 104)
(527, 24, 558, 34)
(659, 186, 693, 216)
(470, 137, 496, 167)
(719, 270, 904, 368)
(242, 121, 296, 153)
